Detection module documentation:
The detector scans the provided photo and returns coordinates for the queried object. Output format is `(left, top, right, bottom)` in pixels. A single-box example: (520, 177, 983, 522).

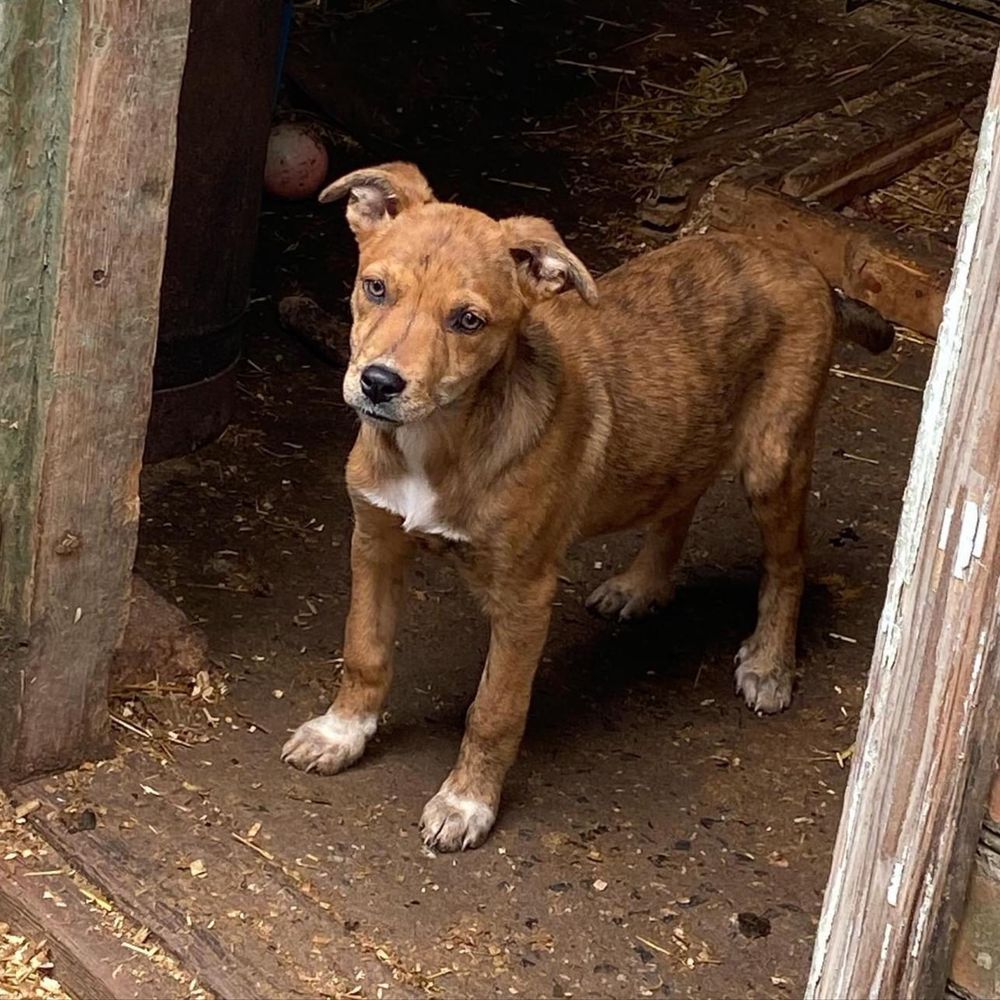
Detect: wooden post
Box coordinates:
(807, 49, 1000, 999)
(0, 2, 190, 779)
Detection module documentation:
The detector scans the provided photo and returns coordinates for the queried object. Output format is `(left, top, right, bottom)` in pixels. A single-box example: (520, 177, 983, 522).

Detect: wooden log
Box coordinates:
(278, 295, 351, 366)
(806, 52, 1000, 999)
(707, 179, 953, 337)
(0, 2, 190, 779)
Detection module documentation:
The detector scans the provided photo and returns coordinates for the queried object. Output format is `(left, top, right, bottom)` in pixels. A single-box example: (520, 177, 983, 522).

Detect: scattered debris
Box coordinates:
(829, 632, 859, 644)
(0, 925, 66, 1000)
(14, 800, 41, 821)
(829, 367, 922, 393)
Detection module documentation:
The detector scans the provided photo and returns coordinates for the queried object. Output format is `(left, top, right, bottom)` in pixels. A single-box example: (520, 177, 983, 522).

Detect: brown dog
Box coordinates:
(281, 162, 893, 851)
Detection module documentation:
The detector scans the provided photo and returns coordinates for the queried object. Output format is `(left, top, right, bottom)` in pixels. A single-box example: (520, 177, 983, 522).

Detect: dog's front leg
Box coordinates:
(283, 504, 413, 774)
(421, 570, 557, 851)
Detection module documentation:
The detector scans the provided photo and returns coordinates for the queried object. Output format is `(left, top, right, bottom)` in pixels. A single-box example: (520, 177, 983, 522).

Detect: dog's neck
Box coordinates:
(467, 317, 562, 478)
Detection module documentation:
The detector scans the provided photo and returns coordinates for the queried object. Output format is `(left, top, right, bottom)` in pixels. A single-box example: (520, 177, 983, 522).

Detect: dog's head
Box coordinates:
(319, 162, 598, 427)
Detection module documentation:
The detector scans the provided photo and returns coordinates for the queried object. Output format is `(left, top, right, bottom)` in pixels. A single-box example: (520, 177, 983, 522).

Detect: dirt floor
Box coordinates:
(125, 326, 929, 999)
(6, 0, 999, 996)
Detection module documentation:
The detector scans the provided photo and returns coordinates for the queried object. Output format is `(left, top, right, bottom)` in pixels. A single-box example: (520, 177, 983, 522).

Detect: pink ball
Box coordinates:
(263, 123, 329, 200)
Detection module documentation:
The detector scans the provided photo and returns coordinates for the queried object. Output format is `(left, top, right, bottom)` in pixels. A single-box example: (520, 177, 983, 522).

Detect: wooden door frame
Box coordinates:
(807, 43, 1000, 998)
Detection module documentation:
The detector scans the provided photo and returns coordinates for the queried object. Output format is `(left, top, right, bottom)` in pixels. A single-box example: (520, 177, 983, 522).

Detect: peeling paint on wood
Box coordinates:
(954, 500, 982, 579)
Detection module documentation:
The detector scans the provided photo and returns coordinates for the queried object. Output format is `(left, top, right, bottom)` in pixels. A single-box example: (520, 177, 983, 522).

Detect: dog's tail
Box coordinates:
(832, 287, 895, 354)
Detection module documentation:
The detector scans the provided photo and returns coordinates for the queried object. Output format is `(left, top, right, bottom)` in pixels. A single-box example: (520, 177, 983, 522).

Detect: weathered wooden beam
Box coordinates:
(707, 179, 953, 337)
(779, 108, 967, 207)
(693, 67, 984, 209)
(18, 790, 317, 998)
(675, 55, 962, 161)
(806, 50, 1000, 999)
(0, 2, 190, 779)
(0, 837, 194, 999)
(765, 68, 983, 207)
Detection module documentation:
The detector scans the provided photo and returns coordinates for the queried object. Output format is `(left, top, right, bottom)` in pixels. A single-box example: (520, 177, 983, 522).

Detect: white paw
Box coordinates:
(420, 789, 496, 852)
(585, 575, 673, 621)
(734, 642, 793, 714)
(281, 712, 376, 774)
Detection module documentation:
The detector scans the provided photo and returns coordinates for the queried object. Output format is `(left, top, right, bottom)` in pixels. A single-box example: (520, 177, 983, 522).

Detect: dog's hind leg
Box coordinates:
(735, 426, 813, 714)
(586, 501, 697, 620)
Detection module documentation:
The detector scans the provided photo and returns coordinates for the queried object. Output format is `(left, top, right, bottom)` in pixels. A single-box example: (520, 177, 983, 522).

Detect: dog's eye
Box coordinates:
(362, 278, 386, 303)
(454, 310, 486, 333)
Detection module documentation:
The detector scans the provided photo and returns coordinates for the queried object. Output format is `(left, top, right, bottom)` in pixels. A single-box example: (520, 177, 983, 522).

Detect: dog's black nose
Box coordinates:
(360, 364, 406, 404)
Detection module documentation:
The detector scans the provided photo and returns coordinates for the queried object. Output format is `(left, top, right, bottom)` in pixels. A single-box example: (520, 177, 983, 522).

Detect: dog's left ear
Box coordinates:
(318, 162, 435, 243)
(501, 216, 599, 307)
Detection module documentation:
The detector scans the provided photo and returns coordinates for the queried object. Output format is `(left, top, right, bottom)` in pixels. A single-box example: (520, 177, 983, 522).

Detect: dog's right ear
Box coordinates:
(318, 162, 435, 243)
(501, 216, 599, 307)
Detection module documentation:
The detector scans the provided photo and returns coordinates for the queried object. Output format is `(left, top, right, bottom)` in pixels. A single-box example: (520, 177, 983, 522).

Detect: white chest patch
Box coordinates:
(359, 427, 469, 542)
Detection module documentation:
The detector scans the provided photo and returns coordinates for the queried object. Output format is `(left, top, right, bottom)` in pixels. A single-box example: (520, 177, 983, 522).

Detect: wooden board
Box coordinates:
(13, 781, 384, 999)
(677, 65, 986, 206)
(772, 67, 981, 205)
(18, 798, 286, 999)
(674, 41, 984, 163)
(781, 115, 963, 206)
(707, 180, 953, 337)
(640, 56, 992, 250)
(0, 1, 190, 779)
(0, 840, 194, 999)
(806, 51, 1000, 998)
(684, 65, 993, 341)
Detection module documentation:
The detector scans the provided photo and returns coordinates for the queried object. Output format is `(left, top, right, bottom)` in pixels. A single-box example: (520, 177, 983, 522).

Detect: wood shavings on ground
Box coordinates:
(0, 927, 67, 1000)
(106, 661, 235, 758)
(635, 925, 722, 972)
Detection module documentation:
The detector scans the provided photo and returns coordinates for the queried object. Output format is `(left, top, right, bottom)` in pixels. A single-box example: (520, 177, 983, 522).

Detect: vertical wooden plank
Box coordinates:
(807, 48, 1000, 999)
(0, 1, 190, 779)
